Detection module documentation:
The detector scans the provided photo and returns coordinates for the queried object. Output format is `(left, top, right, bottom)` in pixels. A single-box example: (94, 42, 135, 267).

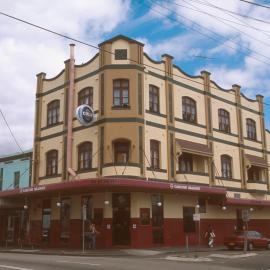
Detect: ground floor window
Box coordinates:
(60, 198, 71, 240)
(183, 207, 195, 233)
(151, 194, 163, 244)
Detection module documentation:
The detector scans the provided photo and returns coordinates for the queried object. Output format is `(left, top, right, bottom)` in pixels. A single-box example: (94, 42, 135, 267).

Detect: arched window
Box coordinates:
(150, 140, 160, 169)
(221, 155, 232, 179)
(47, 100, 60, 126)
(78, 87, 93, 107)
(246, 118, 256, 140)
(113, 79, 129, 106)
(182, 97, 196, 123)
(46, 150, 58, 176)
(78, 142, 92, 171)
(149, 85, 159, 113)
(218, 109, 230, 133)
(113, 139, 130, 164)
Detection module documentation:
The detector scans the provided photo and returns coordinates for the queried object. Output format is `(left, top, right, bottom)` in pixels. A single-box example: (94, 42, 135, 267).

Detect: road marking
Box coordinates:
(166, 256, 213, 262)
(0, 265, 33, 270)
(209, 253, 257, 259)
(57, 260, 101, 266)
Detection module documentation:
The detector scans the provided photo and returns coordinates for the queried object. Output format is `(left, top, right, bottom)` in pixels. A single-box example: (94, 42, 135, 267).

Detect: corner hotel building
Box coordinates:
(2, 35, 270, 248)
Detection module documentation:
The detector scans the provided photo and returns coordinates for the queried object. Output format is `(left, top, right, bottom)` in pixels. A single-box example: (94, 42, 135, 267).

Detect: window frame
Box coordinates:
(113, 140, 130, 164)
(78, 87, 93, 107)
(78, 142, 92, 171)
(149, 85, 160, 113)
(14, 171, 20, 188)
(246, 118, 257, 140)
(150, 140, 160, 169)
(218, 109, 231, 133)
(221, 154, 232, 179)
(47, 100, 60, 126)
(46, 150, 58, 176)
(182, 96, 197, 123)
(179, 153, 193, 173)
(113, 79, 129, 107)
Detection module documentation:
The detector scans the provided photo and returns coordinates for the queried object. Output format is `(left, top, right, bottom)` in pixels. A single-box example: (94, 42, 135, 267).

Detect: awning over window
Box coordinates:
(176, 139, 212, 157)
(245, 154, 268, 169)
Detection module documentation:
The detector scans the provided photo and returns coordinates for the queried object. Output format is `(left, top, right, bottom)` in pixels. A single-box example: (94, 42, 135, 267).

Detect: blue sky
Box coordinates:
(0, 0, 270, 154)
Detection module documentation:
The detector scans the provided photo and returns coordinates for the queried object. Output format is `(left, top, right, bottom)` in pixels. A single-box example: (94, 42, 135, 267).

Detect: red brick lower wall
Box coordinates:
(24, 218, 270, 248)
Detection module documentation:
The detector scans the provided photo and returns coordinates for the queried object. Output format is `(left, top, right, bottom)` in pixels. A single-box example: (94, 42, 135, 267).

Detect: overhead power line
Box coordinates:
(175, 0, 270, 48)
(147, 0, 270, 65)
(239, 0, 270, 9)
(0, 109, 24, 153)
(187, 0, 270, 25)
(0, 10, 269, 108)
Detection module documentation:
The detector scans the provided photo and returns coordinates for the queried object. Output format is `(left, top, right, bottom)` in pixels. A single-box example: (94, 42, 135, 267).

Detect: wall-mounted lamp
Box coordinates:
(56, 201, 61, 207)
(23, 197, 28, 210)
(250, 207, 254, 212)
(104, 200, 110, 205)
(222, 205, 227, 211)
(157, 201, 162, 207)
(196, 204, 200, 209)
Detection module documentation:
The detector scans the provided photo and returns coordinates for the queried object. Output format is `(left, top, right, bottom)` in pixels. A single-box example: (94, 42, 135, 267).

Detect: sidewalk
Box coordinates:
(0, 245, 225, 257)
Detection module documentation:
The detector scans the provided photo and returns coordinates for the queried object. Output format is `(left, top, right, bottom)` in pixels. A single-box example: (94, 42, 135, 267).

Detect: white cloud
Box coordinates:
(139, 34, 203, 61)
(0, 0, 130, 155)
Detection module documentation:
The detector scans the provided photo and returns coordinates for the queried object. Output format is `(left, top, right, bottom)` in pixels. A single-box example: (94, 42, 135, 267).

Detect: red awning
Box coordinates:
(176, 139, 212, 157)
(0, 178, 226, 198)
(245, 154, 268, 168)
(226, 197, 270, 207)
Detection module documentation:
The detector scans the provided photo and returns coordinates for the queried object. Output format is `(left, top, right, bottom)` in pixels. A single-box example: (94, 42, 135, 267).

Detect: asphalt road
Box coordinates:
(0, 251, 269, 270)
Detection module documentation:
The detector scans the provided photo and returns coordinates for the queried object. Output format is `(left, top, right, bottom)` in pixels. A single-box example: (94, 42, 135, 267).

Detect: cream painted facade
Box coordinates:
(17, 34, 270, 248)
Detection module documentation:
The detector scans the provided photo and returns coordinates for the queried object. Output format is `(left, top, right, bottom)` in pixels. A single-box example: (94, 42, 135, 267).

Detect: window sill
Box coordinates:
(111, 105, 130, 110)
(39, 173, 62, 180)
(146, 167, 167, 173)
(176, 171, 209, 176)
(77, 168, 98, 173)
(247, 180, 266, 184)
(41, 121, 63, 131)
(181, 119, 197, 125)
(244, 137, 261, 143)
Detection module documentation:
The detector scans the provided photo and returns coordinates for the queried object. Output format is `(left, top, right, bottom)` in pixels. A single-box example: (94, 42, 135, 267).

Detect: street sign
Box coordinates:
(193, 213, 200, 221)
(242, 209, 250, 222)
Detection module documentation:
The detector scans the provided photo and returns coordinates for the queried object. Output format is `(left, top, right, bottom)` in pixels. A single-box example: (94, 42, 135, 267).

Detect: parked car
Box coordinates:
(224, 231, 270, 250)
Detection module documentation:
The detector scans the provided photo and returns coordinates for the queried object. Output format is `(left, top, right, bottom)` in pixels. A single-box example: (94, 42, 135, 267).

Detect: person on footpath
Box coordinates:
(205, 225, 215, 247)
(89, 223, 100, 249)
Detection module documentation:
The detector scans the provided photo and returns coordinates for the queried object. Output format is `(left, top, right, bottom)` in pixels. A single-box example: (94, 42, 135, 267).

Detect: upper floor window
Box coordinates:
(14, 171, 20, 188)
(182, 97, 196, 123)
(246, 118, 256, 140)
(47, 100, 60, 126)
(78, 87, 93, 107)
(218, 109, 230, 133)
(114, 140, 130, 164)
(78, 142, 92, 171)
(115, 49, 127, 60)
(221, 154, 232, 179)
(179, 153, 193, 172)
(149, 85, 159, 113)
(113, 79, 129, 107)
(46, 150, 58, 176)
(150, 140, 160, 169)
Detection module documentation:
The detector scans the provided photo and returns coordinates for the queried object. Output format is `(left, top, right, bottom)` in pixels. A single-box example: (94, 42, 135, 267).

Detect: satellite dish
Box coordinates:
(75, 105, 96, 126)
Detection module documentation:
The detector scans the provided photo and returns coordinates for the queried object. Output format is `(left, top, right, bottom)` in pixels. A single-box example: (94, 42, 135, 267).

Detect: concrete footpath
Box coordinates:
(0, 246, 225, 257)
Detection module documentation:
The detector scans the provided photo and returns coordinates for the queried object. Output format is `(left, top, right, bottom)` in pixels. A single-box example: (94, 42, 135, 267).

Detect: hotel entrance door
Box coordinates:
(112, 193, 130, 246)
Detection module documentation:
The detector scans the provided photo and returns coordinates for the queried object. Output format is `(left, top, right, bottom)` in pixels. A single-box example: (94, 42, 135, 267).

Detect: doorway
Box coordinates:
(112, 193, 130, 246)
(6, 215, 19, 243)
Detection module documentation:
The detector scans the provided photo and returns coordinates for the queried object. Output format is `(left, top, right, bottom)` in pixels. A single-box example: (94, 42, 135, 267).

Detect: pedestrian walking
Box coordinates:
(205, 225, 215, 247)
(89, 223, 99, 249)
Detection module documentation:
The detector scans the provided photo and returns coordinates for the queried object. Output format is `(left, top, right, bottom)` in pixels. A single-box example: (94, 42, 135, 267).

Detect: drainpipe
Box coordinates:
(66, 44, 75, 181)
